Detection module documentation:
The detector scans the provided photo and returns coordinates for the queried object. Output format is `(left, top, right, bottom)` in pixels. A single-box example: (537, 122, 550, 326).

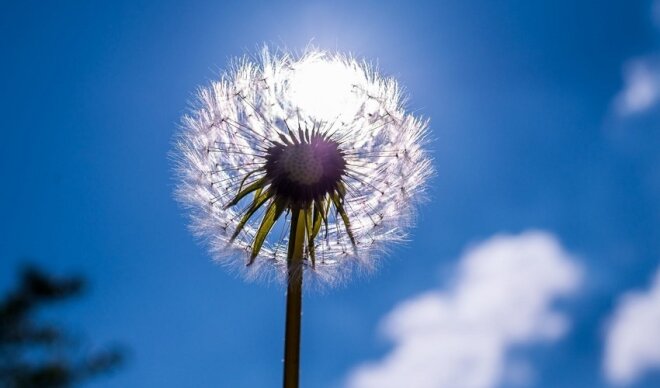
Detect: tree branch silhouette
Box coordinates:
(0, 264, 124, 388)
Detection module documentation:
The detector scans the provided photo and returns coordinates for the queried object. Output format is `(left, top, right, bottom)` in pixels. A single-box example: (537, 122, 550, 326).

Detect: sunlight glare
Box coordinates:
(289, 58, 361, 122)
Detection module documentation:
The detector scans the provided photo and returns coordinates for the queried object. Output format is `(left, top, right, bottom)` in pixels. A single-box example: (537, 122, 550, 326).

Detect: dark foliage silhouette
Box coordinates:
(0, 265, 124, 388)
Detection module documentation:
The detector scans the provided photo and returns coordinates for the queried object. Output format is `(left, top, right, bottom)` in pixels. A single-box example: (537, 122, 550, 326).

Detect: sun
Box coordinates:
(288, 57, 361, 121)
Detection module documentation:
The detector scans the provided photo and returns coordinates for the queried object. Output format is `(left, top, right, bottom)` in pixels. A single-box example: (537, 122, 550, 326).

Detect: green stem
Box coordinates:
(283, 208, 306, 388)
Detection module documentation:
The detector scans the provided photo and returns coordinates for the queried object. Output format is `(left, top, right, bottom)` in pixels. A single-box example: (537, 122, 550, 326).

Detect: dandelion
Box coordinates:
(174, 47, 432, 387)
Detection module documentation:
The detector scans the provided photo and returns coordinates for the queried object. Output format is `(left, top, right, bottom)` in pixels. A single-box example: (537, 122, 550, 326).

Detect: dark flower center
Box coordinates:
(265, 136, 346, 205)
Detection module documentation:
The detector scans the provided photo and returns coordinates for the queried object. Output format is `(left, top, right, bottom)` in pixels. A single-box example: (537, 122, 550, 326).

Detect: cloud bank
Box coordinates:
(605, 267, 660, 386)
(346, 231, 582, 388)
(615, 59, 660, 116)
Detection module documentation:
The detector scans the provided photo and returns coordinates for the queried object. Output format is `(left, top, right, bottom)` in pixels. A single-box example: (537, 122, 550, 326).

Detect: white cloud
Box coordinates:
(615, 59, 660, 116)
(654, 0, 660, 27)
(604, 267, 660, 386)
(346, 231, 582, 388)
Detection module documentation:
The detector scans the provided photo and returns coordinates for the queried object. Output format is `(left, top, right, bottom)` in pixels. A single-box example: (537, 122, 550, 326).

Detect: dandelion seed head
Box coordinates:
(174, 47, 433, 286)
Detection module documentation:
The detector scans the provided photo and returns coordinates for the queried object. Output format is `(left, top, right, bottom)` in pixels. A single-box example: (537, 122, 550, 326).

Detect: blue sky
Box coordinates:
(2, 1, 660, 387)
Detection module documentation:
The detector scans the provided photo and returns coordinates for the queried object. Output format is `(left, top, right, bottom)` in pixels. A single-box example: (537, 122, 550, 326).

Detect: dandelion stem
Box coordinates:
(283, 207, 306, 388)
